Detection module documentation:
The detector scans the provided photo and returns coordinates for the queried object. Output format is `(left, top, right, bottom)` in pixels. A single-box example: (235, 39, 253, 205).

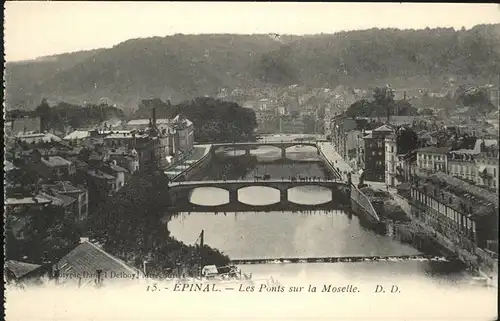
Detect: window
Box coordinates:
(390, 146, 394, 153)
(379, 151, 383, 156)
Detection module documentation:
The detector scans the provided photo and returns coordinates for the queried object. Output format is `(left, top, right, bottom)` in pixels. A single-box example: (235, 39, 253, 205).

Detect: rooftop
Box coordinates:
(126, 119, 172, 126)
(6, 195, 53, 206)
(38, 192, 76, 207)
(41, 156, 72, 168)
(107, 163, 129, 173)
(427, 172, 498, 209)
(5, 160, 17, 172)
(17, 132, 62, 143)
(5, 260, 42, 279)
(64, 130, 91, 140)
(43, 181, 85, 194)
(373, 124, 394, 132)
(54, 241, 139, 279)
(87, 169, 115, 180)
(416, 146, 451, 154)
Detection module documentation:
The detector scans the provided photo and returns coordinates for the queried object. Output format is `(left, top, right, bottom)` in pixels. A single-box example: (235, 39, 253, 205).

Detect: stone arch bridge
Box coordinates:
(211, 142, 320, 159)
(167, 179, 350, 212)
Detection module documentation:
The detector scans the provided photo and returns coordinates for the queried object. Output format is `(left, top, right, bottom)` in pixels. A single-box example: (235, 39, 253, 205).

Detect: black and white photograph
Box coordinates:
(3, 2, 499, 320)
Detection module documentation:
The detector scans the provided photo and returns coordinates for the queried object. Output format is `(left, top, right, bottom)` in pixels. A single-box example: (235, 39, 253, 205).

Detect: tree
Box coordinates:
(18, 205, 80, 262)
(394, 100, 418, 116)
(455, 85, 495, 114)
(396, 127, 418, 154)
(373, 87, 395, 107)
(34, 98, 51, 131)
(345, 99, 371, 117)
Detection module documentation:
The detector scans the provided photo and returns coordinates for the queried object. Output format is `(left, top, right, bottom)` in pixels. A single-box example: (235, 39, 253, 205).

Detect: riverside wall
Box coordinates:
(170, 147, 213, 182)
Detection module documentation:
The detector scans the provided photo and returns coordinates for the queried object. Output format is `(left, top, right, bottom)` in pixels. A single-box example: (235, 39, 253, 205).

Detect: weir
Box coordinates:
(230, 254, 455, 265)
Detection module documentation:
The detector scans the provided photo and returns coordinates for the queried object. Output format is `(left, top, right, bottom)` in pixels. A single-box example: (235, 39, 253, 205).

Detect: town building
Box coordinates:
(415, 146, 450, 174)
(16, 132, 62, 145)
(447, 152, 477, 184)
(86, 169, 116, 196)
(475, 142, 499, 190)
(100, 162, 129, 192)
(41, 181, 89, 221)
(4, 260, 45, 284)
(30, 151, 76, 181)
(44, 239, 143, 286)
(37, 192, 77, 218)
(107, 148, 140, 174)
(279, 115, 304, 134)
(409, 172, 498, 253)
(63, 130, 92, 143)
(384, 134, 398, 187)
(330, 115, 358, 161)
(123, 111, 194, 169)
(5, 194, 71, 241)
(255, 110, 279, 133)
(8, 117, 42, 137)
(172, 114, 194, 154)
(363, 125, 394, 182)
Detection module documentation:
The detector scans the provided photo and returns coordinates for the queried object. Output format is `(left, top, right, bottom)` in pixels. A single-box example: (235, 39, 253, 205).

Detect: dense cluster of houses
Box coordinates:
(4, 109, 194, 286)
(330, 113, 499, 255)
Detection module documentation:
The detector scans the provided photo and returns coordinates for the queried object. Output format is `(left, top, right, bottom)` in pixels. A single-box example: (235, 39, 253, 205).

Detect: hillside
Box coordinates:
(5, 25, 500, 110)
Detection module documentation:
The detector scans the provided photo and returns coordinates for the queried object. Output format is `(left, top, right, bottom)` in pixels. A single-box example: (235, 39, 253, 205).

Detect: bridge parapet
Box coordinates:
(167, 179, 351, 211)
(168, 179, 347, 193)
(211, 141, 320, 158)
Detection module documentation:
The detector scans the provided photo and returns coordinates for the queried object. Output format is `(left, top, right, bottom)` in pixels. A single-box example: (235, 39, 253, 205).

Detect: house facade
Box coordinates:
(415, 146, 450, 173)
(384, 134, 398, 187)
(363, 125, 394, 182)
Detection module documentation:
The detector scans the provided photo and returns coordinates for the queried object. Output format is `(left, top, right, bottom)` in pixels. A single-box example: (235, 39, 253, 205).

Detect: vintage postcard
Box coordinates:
(3, 2, 499, 320)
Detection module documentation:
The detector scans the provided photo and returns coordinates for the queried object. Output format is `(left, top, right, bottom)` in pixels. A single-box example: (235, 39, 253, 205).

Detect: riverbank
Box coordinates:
(87, 170, 230, 277)
(317, 142, 499, 280)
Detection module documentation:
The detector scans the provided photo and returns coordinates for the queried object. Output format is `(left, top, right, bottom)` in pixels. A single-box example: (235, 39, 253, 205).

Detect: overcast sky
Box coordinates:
(5, 2, 500, 62)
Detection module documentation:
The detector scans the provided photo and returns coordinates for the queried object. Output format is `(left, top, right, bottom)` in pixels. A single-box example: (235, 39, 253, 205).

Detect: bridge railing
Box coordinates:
(350, 183, 381, 222)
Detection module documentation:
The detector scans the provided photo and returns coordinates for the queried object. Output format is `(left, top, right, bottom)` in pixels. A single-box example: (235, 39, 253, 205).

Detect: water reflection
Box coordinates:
(288, 186, 332, 205)
(168, 211, 421, 260)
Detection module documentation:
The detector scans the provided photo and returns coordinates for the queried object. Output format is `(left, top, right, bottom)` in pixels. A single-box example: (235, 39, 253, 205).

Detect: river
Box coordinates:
(165, 139, 496, 319)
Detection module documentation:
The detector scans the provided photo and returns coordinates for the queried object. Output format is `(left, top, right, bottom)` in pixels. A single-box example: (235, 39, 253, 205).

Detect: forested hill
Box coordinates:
(5, 24, 500, 110)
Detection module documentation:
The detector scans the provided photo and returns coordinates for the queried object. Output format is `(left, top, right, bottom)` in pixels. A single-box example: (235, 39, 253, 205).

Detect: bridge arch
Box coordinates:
(287, 185, 333, 205)
(188, 187, 230, 206)
(237, 186, 281, 206)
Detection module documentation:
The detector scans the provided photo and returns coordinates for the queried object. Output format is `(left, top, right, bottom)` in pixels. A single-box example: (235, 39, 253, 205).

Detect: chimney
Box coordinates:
(96, 269, 103, 285)
(403, 91, 407, 100)
(152, 108, 157, 128)
(80, 237, 89, 243)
